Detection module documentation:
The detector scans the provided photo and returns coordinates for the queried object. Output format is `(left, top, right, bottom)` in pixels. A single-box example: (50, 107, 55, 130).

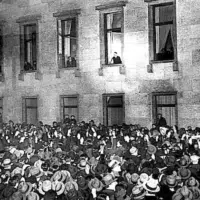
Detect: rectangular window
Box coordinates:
(103, 94, 124, 126)
(16, 15, 41, 72)
(152, 92, 177, 126)
(58, 18, 77, 68)
(0, 27, 3, 74)
(24, 24, 37, 71)
(96, 1, 127, 66)
(60, 95, 78, 121)
(23, 97, 38, 124)
(150, 2, 175, 61)
(105, 12, 123, 64)
(0, 98, 3, 116)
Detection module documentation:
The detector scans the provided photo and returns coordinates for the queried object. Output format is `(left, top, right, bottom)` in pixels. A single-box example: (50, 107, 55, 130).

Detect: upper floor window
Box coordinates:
(53, 9, 81, 69)
(96, 1, 127, 66)
(16, 15, 41, 72)
(148, 2, 176, 62)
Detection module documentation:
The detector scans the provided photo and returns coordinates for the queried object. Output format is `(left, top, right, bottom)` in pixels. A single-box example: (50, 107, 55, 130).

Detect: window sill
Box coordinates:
(150, 60, 174, 64)
(101, 64, 124, 68)
(59, 67, 77, 70)
(18, 70, 42, 81)
(22, 70, 37, 74)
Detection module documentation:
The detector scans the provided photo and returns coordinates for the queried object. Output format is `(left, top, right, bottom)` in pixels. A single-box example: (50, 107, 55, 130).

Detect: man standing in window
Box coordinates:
(156, 113, 167, 128)
(111, 52, 122, 64)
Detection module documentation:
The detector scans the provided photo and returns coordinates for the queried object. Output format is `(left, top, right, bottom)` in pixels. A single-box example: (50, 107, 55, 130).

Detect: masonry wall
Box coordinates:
(0, 0, 199, 128)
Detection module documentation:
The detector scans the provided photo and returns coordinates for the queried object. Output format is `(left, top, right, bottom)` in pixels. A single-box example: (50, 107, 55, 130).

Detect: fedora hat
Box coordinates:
(190, 155, 200, 164)
(143, 178, 160, 193)
(165, 155, 176, 166)
(102, 173, 116, 186)
(166, 174, 178, 188)
(52, 181, 65, 195)
(131, 173, 140, 183)
(18, 182, 32, 196)
(178, 167, 191, 180)
(185, 177, 199, 188)
(132, 185, 147, 200)
(51, 171, 66, 182)
(130, 146, 138, 156)
(38, 180, 52, 195)
(77, 159, 87, 169)
(177, 157, 190, 168)
(190, 187, 200, 200)
(175, 186, 193, 200)
(88, 178, 103, 192)
(137, 173, 149, 185)
(147, 145, 157, 155)
(65, 180, 78, 192)
(2, 158, 13, 169)
(26, 191, 40, 200)
(29, 166, 43, 178)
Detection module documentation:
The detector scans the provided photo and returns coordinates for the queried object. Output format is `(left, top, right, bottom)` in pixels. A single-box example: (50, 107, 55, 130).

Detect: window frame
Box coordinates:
(0, 97, 3, 119)
(103, 93, 125, 126)
(0, 25, 4, 76)
(148, 0, 177, 64)
(16, 15, 41, 73)
(152, 91, 178, 126)
(96, 1, 127, 67)
(22, 96, 38, 124)
(53, 9, 81, 70)
(60, 94, 79, 122)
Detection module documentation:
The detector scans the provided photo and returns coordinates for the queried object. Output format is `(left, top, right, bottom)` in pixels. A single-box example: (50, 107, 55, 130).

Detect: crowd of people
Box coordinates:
(0, 114, 199, 200)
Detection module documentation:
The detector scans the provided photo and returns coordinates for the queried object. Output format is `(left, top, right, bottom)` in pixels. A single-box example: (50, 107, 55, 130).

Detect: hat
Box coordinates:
(143, 178, 160, 193)
(132, 185, 147, 200)
(88, 157, 98, 166)
(38, 180, 52, 195)
(190, 187, 200, 200)
(29, 166, 43, 178)
(88, 178, 103, 191)
(51, 171, 66, 182)
(190, 155, 200, 164)
(77, 159, 87, 169)
(52, 181, 65, 195)
(185, 177, 199, 188)
(130, 146, 138, 156)
(26, 191, 40, 200)
(175, 186, 193, 200)
(166, 174, 178, 188)
(178, 167, 191, 180)
(76, 175, 88, 190)
(9, 191, 23, 200)
(11, 167, 23, 177)
(178, 157, 190, 168)
(18, 182, 32, 196)
(131, 173, 140, 183)
(137, 173, 149, 185)
(2, 158, 13, 169)
(102, 174, 116, 186)
(147, 145, 157, 155)
(65, 180, 78, 192)
(91, 163, 108, 176)
(165, 155, 176, 166)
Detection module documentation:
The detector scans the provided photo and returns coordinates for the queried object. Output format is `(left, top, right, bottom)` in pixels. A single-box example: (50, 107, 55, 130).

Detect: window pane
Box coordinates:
(63, 97, 77, 106)
(107, 32, 122, 63)
(157, 106, 176, 126)
(108, 107, 123, 126)
(64, 107, 78, 119)
(155, 5, 173, 23)
(107, 96, 123, 106)
(106, 12, 122, 29)
(64, 19, 76, 36)
(156, 95, 176, 105)
(26, 108, 37, 125)
(25, 98, 37, 107)
(155, 25, 174, 60)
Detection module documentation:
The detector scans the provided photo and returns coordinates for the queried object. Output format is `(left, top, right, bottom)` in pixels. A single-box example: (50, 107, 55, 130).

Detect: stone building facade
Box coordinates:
(0, 0, 198, 128)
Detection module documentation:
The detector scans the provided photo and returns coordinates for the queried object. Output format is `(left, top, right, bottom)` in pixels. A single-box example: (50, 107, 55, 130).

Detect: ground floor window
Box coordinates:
(60, 95, 78, 121)
(103, 93, 124, 126)
(22, 97, 38, 124)
(152, 92, 177, 126)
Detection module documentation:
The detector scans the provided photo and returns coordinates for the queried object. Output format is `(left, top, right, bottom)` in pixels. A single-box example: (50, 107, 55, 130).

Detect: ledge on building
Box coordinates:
(95, 1, 128, 10)
(144, 0, 157, 3)
(56, 67, 78, 78)
(16, 14, 42, 23)
(74, 68, 81, 77)
(99, 64, 126, 76)
(35, 70, 43, 80)
(18, 70, 43, 81)
(53, 9, 81, 18)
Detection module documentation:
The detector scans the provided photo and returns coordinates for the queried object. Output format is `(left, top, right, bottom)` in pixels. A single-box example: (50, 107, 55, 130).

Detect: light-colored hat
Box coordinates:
(147, 145, 157, 155)
(190, 155, 200, 164)
(52, 181, 65, 195)
(130, 146, 138, 156)
(166, 174, 178, 188)
(51, 171, 66, 182)
(38, 180, 52, 195)
(173, 186, 193, 200)
(18, 182, 32, 196)
(185, 177, 199, 188)
(65, 180, 78, 193)
(132, 185, 147, 200)
(190, 187, 200, 200)
(102, 174, 116, 186)
(131, 173, 140, 183)
(143, 178, 160, 193)
(26, 191, 40, 200)
(137, 173, 149, 185)
(11, 167, 23, 177)
(88, 178, 103, 192)
(2, 158, 13, 169)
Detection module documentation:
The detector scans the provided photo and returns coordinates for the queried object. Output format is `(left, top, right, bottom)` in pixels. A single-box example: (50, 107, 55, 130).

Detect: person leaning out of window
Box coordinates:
(111, 52, 122, 64)
(66, 56, 76, 68)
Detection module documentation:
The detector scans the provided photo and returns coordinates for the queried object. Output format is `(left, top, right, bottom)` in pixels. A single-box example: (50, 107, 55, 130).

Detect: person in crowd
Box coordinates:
(156, 113, 167, 128)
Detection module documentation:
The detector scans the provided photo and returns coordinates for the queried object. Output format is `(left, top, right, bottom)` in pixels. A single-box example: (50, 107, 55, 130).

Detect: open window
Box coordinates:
(96, 1, 127, 66)
(103, 94, 125, 126)
(152, 92, 177, 126)
(148, 2, 176, 62)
